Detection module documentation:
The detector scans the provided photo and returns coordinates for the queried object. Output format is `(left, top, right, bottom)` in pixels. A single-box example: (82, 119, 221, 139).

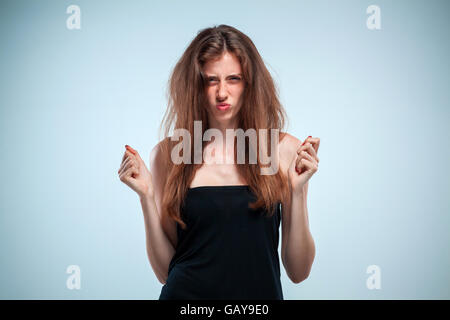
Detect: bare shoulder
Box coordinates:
(149, 137, 169, 166)
(276, 132, 302, 178)
(279, 132, 303, 159)
(149, 140, 166, 181)
(149, 137, 173, 205)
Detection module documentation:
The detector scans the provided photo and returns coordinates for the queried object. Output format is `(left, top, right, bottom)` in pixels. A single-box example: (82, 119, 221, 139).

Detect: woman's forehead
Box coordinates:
(203, 52, 242, 74)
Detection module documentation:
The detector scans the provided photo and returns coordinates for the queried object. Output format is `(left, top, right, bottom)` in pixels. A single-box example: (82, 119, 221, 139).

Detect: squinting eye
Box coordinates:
(206, 77, 241, 83)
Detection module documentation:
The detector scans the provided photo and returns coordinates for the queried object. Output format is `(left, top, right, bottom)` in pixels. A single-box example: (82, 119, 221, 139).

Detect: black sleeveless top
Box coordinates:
(158, 185, 283, 300)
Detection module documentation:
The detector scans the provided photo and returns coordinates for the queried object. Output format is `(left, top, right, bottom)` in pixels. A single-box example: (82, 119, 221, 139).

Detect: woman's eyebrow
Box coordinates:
(206, 73, 242, 77)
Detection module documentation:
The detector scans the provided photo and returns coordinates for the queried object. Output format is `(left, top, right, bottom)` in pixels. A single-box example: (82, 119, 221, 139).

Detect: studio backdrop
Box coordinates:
(0, 0, 449, 299)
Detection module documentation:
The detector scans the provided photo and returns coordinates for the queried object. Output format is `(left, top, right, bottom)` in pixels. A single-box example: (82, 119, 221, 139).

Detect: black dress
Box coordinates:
(158, 185, 283, 300)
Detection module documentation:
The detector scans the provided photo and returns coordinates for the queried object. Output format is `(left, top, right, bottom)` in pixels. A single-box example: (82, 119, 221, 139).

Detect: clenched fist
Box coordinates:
(118, 145, 154, 199)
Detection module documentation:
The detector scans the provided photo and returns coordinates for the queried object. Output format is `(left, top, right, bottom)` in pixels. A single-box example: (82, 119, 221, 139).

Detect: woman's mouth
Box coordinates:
(216, 103, 230, 111)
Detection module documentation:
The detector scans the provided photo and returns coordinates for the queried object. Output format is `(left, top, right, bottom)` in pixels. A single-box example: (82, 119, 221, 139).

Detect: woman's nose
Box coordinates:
(217, 82, 228, 99)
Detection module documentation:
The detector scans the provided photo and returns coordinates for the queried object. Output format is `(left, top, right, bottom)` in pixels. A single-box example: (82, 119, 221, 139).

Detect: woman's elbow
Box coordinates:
(157, 273, 168, 285)
(290, 258, 315, 284)
(291, 270, 311, 284)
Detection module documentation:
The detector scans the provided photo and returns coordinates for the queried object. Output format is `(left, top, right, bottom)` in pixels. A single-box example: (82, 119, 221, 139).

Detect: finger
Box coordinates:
(295, 157, 301, 170)
(127, 146, 144, 164)
(301, 136, 312, 146)
(295, 156, 306, 173)
(308, 137, 320, 153)
(303, 158, 318, 173)
(119, 156, 132, 171)
(299, 150, 318, 165)
(125, 145, 137, 155)
(119, 165, 138, 181)
(133, 149, 143, 163)
(300, 137, 320, 152)
(297, 158, 316, 174)
(297, 143, 319, 163)
(118, 158, 135, 176)
(118, 155, 134, 173)
(305, 144, 319, 163)
(295, 158, 304, 174)
(126, 145, 144, 164)
(122, 150, 134, 163)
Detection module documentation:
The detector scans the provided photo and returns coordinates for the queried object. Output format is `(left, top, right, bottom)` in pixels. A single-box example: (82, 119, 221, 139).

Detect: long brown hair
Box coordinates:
(158, 24, 292, 231)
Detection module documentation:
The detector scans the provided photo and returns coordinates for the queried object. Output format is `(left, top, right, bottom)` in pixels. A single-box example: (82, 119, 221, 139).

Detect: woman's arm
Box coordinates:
(119, 143, 176, 285)
(141, 142, 179, 284)
(140, 193, 175, 285)
(281, 186, 315, 283)
(280, 134, 317, 283)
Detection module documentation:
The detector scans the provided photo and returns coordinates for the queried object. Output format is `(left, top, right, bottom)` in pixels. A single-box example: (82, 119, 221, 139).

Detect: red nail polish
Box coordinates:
(126, 145, 137, 155)
(302, 136, 312, 146)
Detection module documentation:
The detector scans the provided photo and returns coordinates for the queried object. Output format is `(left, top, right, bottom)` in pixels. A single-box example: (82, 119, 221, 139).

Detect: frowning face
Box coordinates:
(202, 51, 245, 130)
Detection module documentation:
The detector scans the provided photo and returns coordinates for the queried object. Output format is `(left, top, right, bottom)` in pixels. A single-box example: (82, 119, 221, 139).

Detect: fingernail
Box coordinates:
(126, 145, 137, 155)
(302, 136, 312, 146)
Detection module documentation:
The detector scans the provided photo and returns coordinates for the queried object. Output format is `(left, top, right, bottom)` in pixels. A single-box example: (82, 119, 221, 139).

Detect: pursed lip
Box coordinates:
(216, 103, 230, 107)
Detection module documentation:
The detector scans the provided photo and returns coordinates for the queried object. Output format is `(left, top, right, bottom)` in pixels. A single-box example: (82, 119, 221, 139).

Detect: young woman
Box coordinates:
(117, 25, 320, 300)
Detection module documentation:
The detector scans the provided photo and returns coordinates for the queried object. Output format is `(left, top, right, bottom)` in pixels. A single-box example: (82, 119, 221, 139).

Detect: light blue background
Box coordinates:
(0, 0, 449, 299)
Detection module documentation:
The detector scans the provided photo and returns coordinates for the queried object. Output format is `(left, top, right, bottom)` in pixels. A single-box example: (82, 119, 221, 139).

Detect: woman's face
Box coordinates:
(202, 51, 245, 129)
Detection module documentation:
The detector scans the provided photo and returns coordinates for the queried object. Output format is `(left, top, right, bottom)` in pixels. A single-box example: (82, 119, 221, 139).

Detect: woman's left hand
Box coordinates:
(288, 136, 320, 193)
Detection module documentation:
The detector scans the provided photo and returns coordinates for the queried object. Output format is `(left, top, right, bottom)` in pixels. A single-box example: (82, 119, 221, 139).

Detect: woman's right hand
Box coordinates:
(118, 145, 154, 199)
